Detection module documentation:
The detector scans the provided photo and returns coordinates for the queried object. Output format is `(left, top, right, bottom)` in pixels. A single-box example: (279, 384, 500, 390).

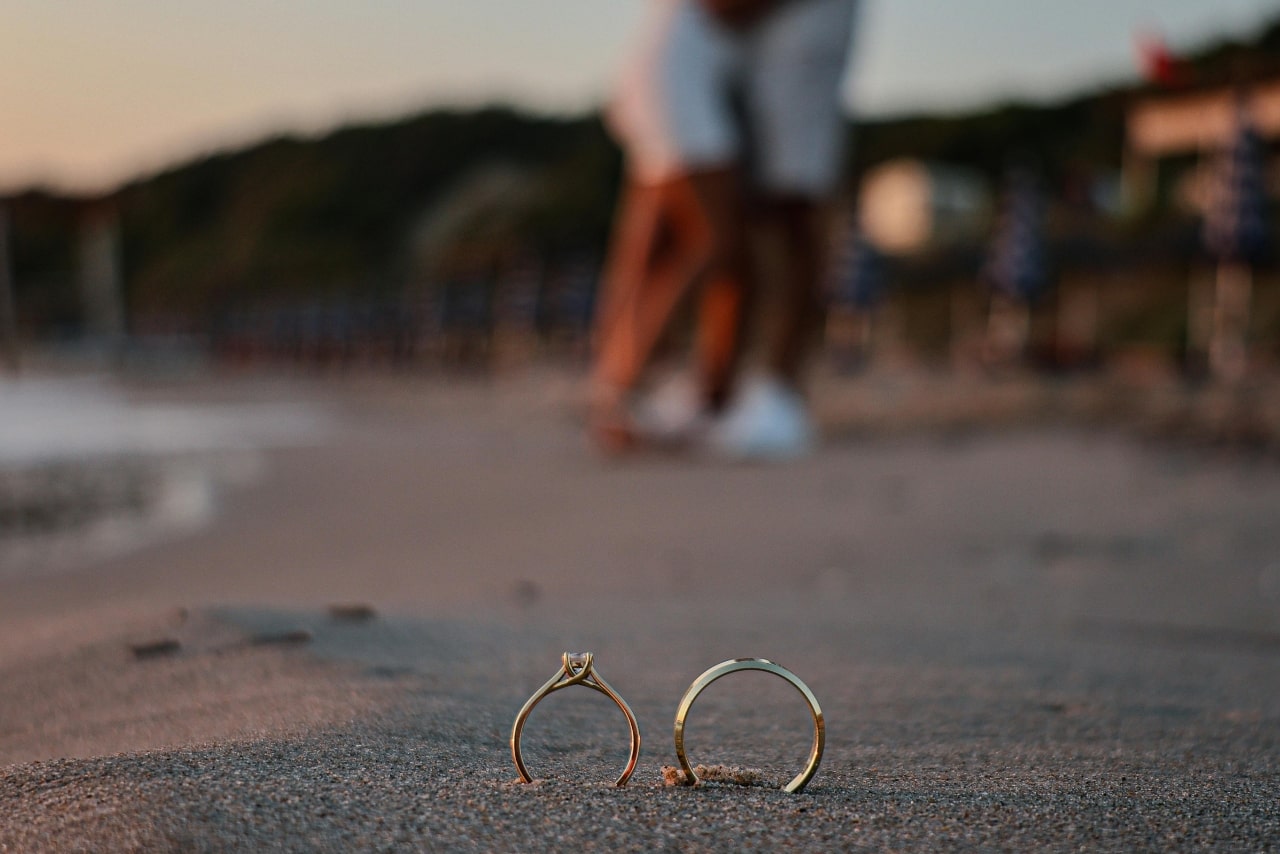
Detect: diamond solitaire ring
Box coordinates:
(511, 652, 641, 786)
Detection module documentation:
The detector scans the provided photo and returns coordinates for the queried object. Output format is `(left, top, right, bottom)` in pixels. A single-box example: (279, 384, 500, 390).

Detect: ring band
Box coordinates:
(673, 658, 825, 793)
(511, 652, 641, 786)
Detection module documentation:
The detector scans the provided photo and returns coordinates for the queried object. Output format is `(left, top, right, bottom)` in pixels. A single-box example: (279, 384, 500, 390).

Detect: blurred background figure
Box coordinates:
(823, 207, 885, 374)
(713, 0, 861, 459)
(981, 165, 1050, 369)
(590, 0, 860, 457)
(1202, 94, 1270, 383)
(589, 0, 758, 452)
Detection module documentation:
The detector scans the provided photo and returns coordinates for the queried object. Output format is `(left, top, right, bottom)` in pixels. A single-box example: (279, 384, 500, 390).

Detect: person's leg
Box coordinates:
(693, 170, 752, 413)
(705, 0, 856, 458)
(592, 0, 752, 449)
(696, 264, 749, 413)
(588, 180, 670, 451)
(591, 179, 666, 382)
(593, 168, 742, 397)
(745, 0, 857, 389)
(761, 196, 825, 388)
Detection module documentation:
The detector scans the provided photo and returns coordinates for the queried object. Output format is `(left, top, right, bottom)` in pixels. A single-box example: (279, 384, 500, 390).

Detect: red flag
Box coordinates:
(1135, 31, 1192, 88)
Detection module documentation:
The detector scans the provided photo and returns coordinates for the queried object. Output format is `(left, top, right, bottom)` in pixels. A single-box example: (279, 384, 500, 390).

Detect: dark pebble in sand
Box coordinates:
(327, 603, 378, 622)
(247, 629, 313, 646)
(130, 638, 182, 659)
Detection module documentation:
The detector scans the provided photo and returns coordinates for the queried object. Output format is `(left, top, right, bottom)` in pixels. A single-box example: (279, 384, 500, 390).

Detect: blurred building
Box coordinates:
(1125, 77, 1280, 212)
(858, 159, 990, 254)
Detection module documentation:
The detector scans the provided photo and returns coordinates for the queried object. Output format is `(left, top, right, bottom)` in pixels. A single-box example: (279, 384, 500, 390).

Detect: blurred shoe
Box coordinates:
(587, 377, 709, 455)
(630, 374, 709, 447)
(708, 376, 814, 460)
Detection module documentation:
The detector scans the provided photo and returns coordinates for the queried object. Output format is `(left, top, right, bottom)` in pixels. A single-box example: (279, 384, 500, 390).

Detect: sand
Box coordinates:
(1, 369, 1278, 850)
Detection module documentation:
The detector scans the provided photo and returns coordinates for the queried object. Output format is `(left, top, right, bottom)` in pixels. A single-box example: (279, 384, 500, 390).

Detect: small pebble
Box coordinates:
(328, 604, 378, 622)
(248, 629, 313, 646)
(129, 639, 182, 659)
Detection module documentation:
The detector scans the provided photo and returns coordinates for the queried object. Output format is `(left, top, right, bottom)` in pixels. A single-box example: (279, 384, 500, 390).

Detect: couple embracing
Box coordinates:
(591, 0, 860, 459)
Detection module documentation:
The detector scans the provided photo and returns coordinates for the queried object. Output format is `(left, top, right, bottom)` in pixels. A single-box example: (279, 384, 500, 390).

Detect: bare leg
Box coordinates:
(696, 258, 750, 413)
(694, 169, 751, 413)
(762, 196, 825, 389)
(592, 168, 743, 402)
(592, 182, 665, 366)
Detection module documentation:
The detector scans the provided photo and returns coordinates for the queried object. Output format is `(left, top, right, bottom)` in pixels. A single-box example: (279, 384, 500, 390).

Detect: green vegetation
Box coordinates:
(116, 108, 620, 316)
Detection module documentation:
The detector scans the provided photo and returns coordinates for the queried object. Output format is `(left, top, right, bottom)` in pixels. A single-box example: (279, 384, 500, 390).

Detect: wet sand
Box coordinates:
(1, 371, 1278, 850)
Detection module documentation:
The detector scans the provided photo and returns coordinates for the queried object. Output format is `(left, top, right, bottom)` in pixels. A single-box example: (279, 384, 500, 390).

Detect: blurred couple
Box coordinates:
(590, 0, 859, 458)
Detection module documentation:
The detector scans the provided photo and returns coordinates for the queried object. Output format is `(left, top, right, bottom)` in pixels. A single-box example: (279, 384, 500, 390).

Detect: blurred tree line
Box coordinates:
(3, 16, 1279, 340)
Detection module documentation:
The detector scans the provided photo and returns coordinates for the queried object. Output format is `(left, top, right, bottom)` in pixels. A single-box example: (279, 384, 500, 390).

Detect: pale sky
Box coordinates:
(2, 0, 1278, 192)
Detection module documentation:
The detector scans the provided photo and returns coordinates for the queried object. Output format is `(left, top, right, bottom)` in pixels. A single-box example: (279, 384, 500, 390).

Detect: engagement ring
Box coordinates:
(511, 652, 641, 786)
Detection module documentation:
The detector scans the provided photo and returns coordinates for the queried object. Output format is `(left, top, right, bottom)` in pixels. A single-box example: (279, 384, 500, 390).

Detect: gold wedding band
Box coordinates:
(511, 652, 641, 786)
(673, 658, 825, 793)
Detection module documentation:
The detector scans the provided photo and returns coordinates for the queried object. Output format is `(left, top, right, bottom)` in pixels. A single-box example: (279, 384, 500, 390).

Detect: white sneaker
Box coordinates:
(630, 374, 709, 446)
(709, 376, 815, 460)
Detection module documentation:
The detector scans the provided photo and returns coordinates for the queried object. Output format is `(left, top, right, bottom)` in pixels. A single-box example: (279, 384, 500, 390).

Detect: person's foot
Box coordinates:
(588, 375, 726, 456)
(629, 374, 711, 448)
(708, 376, 815, 460)
(586, 382, 639, 456)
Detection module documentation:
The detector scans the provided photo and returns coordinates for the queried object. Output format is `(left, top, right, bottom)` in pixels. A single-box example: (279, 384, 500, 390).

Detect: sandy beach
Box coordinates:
(1, 369, 1278, 850)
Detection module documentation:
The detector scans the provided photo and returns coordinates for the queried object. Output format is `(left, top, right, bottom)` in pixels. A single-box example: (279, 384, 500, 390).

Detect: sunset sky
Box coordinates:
(3, 0, 1278, 192)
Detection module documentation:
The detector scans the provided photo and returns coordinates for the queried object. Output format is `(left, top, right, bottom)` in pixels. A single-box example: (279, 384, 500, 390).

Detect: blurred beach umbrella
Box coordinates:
(826, 217, 885, 312)
(823, 213, 884, 372)
(1202, 99, 1269, 382)
(496, 252, 543, 331)
(1204, 105, 1269, 267)
(982, 167, 1049, 304)
(548, 250, 598, 338)
(491, 252, 544, 368)
(981, 167, 1049, 366)
(0, 205, 18, 371)
(439, 274, 495, 371)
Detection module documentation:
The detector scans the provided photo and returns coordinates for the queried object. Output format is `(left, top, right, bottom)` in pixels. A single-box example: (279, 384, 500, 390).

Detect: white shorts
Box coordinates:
(743, 0, 858, 197)
(608, 0, 856, 196)
(607, 0, 744, 185)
